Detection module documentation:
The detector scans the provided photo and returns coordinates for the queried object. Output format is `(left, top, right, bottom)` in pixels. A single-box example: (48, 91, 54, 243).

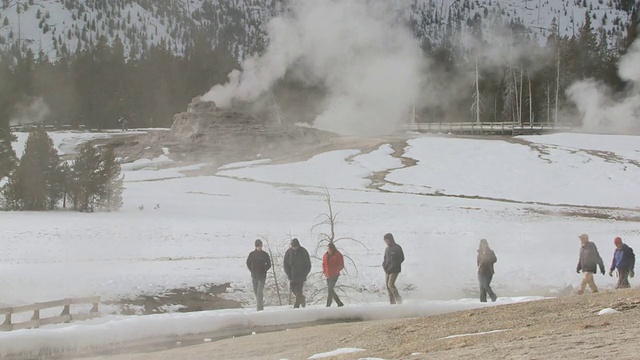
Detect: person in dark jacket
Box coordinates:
(283, 238, 311, 308)
(382, 233, 405, 305)
(477, 239, 498, 302)
(609, 237, 635, 289)
(576, 233, 605, 295)
(246, 239, 271, 311)
(322, 243, 345, 307)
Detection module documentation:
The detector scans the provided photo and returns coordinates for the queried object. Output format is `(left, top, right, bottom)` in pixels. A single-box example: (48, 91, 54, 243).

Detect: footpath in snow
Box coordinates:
(0, 297, 543, 358)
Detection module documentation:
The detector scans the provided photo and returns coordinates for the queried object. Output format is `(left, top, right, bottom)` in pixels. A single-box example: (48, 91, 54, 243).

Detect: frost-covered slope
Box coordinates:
(0, 0, 631, 60)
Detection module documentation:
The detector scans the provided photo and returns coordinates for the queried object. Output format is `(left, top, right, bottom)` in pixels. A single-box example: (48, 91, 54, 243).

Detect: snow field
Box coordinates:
(1, 130, 639, 357)
(1, 132, 639, 329)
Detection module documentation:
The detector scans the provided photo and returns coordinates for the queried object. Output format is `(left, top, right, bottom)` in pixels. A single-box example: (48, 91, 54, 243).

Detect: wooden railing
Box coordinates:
(0, 296, 100, 331)
(403, 122, 572, 135)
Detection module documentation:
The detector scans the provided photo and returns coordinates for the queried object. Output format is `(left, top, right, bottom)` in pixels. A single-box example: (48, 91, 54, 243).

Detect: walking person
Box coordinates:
(283, 238, 311, 309)
(576, 233, 605, 295)
(382, 233, 405, 305)
(609, 237, 635, 289)
(322, 243, 345, 307)
(246, 239, 271, 311)
(477, 239, 498, 302)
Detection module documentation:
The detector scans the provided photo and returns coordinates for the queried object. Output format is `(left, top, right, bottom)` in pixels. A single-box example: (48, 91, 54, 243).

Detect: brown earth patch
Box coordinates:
(105, 283, 242, 315)
(86, 288, 640, 360)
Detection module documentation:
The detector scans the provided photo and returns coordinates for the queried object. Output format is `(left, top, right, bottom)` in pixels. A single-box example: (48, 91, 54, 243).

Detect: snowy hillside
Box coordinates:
(0, 0, 632, 60)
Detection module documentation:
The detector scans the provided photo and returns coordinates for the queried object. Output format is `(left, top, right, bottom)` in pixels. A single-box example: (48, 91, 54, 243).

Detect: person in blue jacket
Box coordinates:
(609, 237, 635, 289)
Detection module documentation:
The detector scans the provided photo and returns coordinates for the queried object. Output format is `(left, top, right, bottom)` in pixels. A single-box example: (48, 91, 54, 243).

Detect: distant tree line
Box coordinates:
(0, 6, 638, 137)
(1, 128, 124, 212)
(418, 10, 639, 125)
(0, 34, 239, 131)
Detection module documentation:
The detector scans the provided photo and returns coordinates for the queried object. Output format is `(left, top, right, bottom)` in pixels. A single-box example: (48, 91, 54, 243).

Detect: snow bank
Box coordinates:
(441, 329, 511, 339)
(12, 131, 147, 158)
(0, 297, 542, 358)
(121, 155, 174, 171)
(597, 308, 621, 316)
(308, 348, 365, 359)
(217, 159, 273, 171)
(123, 163, 206, 182)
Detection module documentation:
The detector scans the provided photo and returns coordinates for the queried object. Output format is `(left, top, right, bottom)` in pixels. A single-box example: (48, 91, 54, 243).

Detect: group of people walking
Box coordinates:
(245, 233, 406, 311)
(245, 232, 635, 311)
(576, 234, 635, 294)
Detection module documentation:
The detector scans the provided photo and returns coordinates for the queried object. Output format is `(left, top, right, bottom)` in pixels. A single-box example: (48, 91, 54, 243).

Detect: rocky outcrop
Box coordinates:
(166, 96, 336, 162)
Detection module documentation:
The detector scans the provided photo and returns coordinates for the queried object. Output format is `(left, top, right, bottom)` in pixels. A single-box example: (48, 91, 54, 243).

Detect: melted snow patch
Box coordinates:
(121, 155, 174, 171)
(441, 329, 511, 339)
(217, 159, 272, 171)
(308, 348, 366, 359)
(598, 308, 621, 315)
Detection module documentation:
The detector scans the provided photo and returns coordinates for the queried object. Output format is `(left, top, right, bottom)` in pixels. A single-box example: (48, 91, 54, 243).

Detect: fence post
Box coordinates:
(31, 309, 40, 328)
(3, 313, 12, 330)
(91, 301, 99, 314)
(61, 303, 71, 323)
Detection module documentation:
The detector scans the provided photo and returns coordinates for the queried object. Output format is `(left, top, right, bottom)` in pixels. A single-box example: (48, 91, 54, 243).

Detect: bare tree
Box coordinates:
(528, 73, 533, 125)
(472, 54, 482, 124)
(263, 236, 292, 307)
(555, 42, 561, 125)
(308, 188, 368, 304)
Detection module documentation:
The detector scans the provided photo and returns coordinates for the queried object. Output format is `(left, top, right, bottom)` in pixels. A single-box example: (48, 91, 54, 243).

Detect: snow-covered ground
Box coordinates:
(12, 130, 148, 158)
(2, 131, 640, 344)
(3, 132, 640, 307)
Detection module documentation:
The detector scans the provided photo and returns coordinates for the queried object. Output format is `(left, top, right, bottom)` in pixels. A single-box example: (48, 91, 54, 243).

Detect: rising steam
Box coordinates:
(567, 38, 640, 133)
(202, 0, 424, 136)
(9, 98, 51, 127)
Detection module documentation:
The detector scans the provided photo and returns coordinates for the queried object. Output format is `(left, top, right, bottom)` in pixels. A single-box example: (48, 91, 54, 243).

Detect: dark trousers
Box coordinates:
(326, 276, 344, 307)
(386, 272, 402, 304)
(290, 282, 306, 308)
(616, 269, 631, 289)
(478, 272, 497, 302)
(252, 277, 265, 311)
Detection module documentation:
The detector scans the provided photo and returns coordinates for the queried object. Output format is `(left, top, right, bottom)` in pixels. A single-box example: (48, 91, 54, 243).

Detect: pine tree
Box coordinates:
(2, 128, 61, 210)
(99, 146, 123, 211)
(0, 127, 17, 179)
(71, 143, 102, 212)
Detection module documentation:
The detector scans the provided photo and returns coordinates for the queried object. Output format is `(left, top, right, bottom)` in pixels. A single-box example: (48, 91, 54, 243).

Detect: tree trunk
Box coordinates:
(519, 65, 524, 125)
(555, 45, 560, 125)
(547, 82, 551, 124)
(528, 74, 533, 125)
(475, 55, 481, 124)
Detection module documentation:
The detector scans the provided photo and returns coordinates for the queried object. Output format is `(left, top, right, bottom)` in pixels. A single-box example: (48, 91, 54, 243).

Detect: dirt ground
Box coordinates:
(85, 288, 640, 360)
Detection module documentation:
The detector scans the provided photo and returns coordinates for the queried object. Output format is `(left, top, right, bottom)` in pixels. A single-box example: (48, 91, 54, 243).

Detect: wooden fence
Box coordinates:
(0, 296, 100, 331)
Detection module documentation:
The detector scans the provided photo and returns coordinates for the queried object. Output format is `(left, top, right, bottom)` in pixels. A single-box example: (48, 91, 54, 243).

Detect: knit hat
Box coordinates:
(578, 234, 589, 241)
(614, 237, 622, 246)
(255, 239, 263, 247)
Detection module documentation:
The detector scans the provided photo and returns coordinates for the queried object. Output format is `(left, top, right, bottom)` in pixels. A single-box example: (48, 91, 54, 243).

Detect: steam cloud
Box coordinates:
(202, 0, 424, 136)
(568, 38, 640, 133)
(9, 98, 51, 127)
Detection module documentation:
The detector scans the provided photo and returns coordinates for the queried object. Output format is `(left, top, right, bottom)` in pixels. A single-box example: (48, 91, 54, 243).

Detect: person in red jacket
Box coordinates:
(322, 243, 345, 307)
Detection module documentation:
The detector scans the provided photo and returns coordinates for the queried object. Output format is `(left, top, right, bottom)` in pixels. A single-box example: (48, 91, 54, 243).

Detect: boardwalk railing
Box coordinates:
(0, 296, 100, 331)
(403, 122, 572, 135)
